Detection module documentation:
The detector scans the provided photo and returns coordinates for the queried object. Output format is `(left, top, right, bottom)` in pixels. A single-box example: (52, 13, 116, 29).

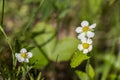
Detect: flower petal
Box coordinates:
(75, 27, 82, 33)
(27, 52, 33, 58)
(88, 45, 92, 51)
(78, 44, 83, 50)
(89, 23, 96, 29)
(81, 37, 87, 43)
(78, 33, 85, 40)
(81, 21, 89, 27)
(87, 38, 92, 44)
(20, 48, 27, 53)
(83, 49, 89, 54)
(87, 31, 95, 38)
(24, 58, 29, 63)
(15, 53, 20, 58)
(15, 53, 25, 62)
(17, 57, 24, 62)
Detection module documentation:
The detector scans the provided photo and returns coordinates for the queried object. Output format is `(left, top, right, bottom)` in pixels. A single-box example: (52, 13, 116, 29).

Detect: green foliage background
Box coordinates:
(0, 0, 120, 80)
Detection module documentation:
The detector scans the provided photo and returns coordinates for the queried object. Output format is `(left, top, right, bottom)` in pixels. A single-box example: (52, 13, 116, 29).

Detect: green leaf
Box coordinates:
(79, 0, 103, 20)
(58, 9, 70, 19)
(109, 0, 116, 5)
(87, 64, 95, 79)
(40, 0, 53, 20)
(101, 63, 111, 80)
(75, 70, 88, 80)
(70, 51, 89, 68)
(24, 0, 41, 3)
(36, 72, 42, 80)
(29, 47, 48, 69)
(32, 22, 79, 62)
(101, 53, 115, 80)
(51, 37, 79, 62)
(115, 53, 120, 70)
(88, 0, 103, 14)
(55, 0, 70, 10)
(32, 22, 45, 33)
(109, 74, 117, 80)
(33, 22, 56, 60)
(28, 73, 34, 80)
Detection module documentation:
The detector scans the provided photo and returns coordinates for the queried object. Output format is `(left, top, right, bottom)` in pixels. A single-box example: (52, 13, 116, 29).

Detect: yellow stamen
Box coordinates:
(21, 53, 27, 58)
(82, 26, 89, 32)
(82, 43, 89, 49)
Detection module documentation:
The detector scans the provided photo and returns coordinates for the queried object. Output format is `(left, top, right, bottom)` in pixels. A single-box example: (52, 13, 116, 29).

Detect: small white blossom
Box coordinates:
(15, 48, 33, 63)
(75, 20, 96, 39)
(78, 38, 93, 54)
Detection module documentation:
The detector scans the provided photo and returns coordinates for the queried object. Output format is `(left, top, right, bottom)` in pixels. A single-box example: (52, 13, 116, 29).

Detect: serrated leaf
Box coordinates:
(75, 70, 88, 80)
(51, 37, 79, 62)
(70, 51, 89, 68)
(87, 64, 95, 79)
(29, 47, 48, 69)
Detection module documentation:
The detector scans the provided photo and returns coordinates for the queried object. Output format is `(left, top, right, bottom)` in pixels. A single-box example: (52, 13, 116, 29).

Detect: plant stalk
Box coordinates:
(1, 0, 5, 26)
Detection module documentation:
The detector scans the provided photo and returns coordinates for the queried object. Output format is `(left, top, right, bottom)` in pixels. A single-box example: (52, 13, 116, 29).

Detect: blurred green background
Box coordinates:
(0, 0, 120, 80)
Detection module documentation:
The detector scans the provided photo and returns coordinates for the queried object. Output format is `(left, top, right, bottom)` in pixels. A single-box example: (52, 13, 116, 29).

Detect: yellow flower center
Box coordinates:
(21, 53, 27, 58)
(82, 26, 89, 32)
(82, 43, 89, 49)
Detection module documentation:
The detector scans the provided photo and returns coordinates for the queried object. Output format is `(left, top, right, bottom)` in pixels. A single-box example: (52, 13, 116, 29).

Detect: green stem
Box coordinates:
(1, 0, 5, 26)
(0, 26, 12, 50)
(22, 0, 44, 34)
(21, 63, 32, 79)
(86, 59, 90, 80)
(0, 26, 15, 68)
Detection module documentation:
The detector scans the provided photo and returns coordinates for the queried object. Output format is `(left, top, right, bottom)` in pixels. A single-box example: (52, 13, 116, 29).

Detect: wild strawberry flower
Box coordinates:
(75, 20, 96, 39)
(15, 48, 33, 63)
(78, 38, 92, 54)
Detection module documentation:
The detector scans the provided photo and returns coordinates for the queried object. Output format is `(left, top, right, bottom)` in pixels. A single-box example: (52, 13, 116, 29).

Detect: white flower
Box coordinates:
(78, 38, 93, 54)
(75, 20, 96, 39)
(15, 48, 33, 63)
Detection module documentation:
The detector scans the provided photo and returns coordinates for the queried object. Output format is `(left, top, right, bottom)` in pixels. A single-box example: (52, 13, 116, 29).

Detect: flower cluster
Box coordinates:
(15, 48, 33, 63)
(75, 20, 96, 54)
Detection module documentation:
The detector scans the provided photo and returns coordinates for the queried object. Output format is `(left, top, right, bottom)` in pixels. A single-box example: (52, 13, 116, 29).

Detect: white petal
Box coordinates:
(15, 53, 25, 62)
(24, 58, 29, 63)
(83, 49, 89, 54)
(78, 44, 83, 51)
(81, 21, 89, 27)
(75, 27, 82, 33)
(15, 53, 23, 61)
(20, 48, 27, 53)
(87, 31, 95, 38)
(81, 37, 87, 43)
(18, 57, 24, 62)
(89, 23, 96, 29)
(88, 45, 92, 51)
(27, 52, 33, 58)
(77, 33, 85, 40)
(15, 53, 20, 58)
(87, 38, 92, 44)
